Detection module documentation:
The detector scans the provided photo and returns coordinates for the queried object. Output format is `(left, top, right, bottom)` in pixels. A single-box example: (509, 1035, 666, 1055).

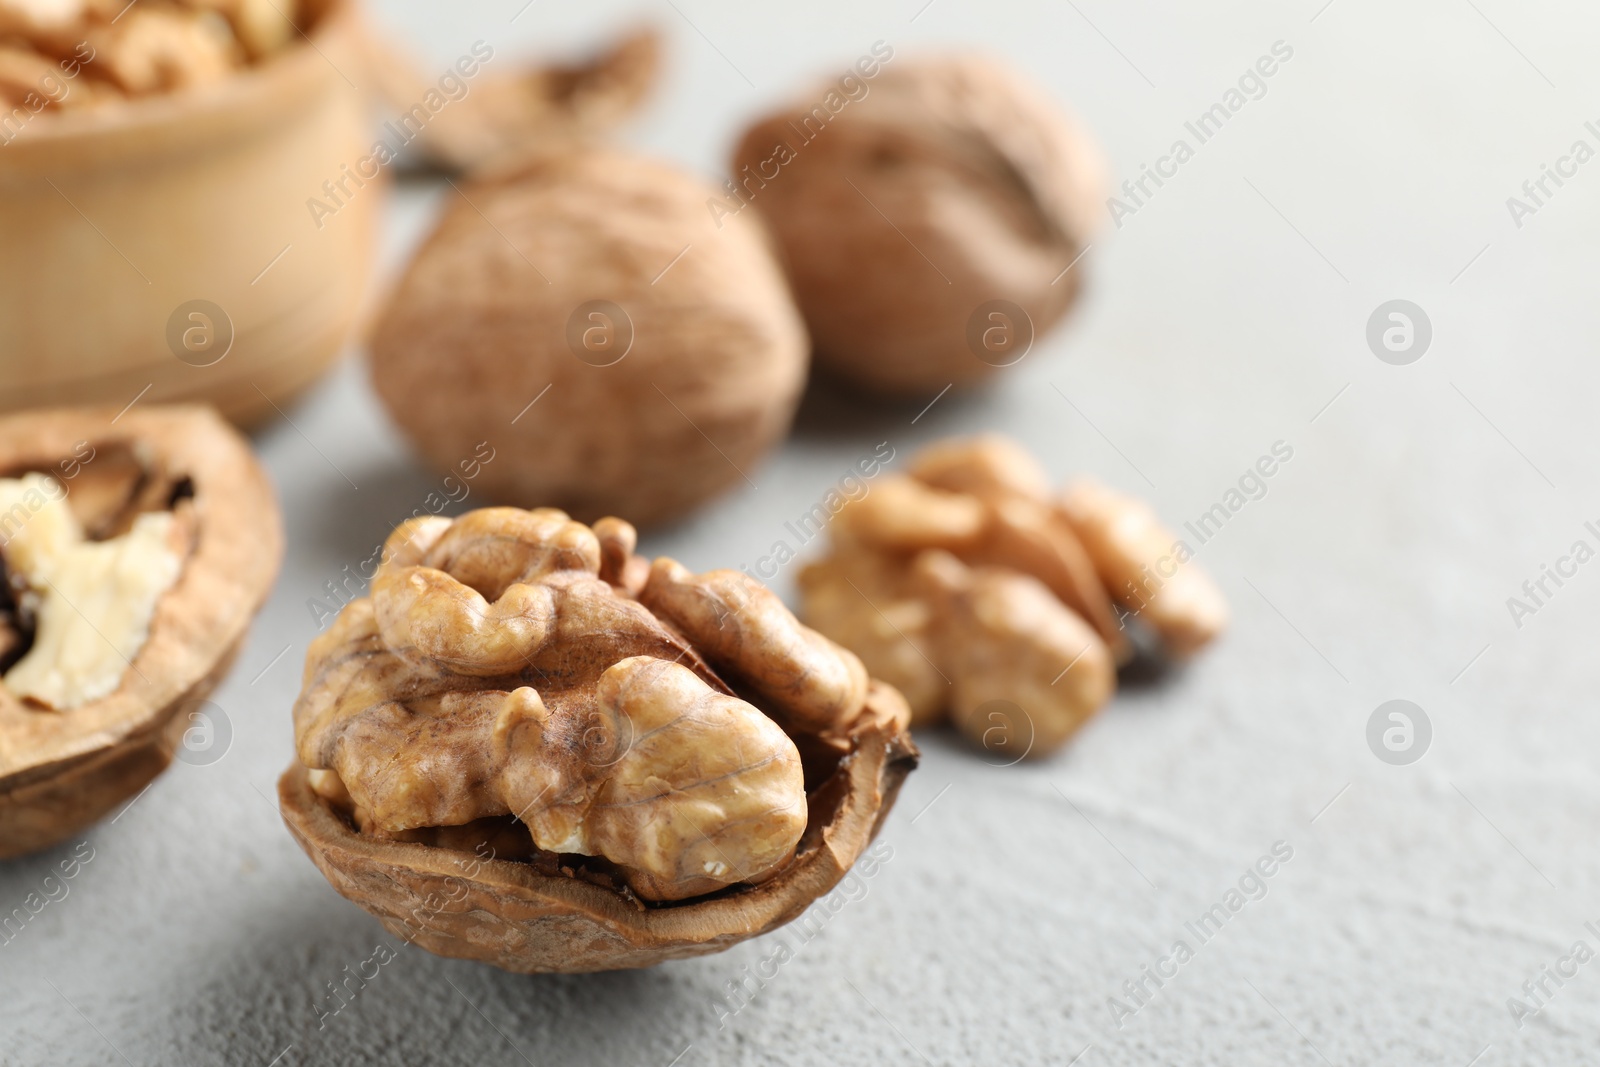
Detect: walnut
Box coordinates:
(0, 406, 282, 858)
(0, 0, 299, 107)
(0, 43, 64, 106)
(184, 0, 297, 60)
(368, 146, 809, 529)
(81, 7, 240, 95)
(731, 54, 1106, 396)
(1058, 479, 1228, 660)
(800, 435, 1224, 758)
(359, 26, 663, 172)
(279, 505, 916, 972)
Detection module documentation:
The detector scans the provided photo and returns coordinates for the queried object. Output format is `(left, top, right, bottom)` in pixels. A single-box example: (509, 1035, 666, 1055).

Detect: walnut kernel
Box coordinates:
(281, 505, 916, 972)
(801, 435, 1225, 758)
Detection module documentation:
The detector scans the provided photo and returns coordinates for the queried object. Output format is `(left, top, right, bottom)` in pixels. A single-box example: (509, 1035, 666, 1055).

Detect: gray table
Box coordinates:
(5, 2, 1598, 1063)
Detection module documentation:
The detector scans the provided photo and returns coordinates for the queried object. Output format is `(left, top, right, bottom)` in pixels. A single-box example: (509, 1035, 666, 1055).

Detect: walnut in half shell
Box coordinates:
(279, 506, 916, 972)
(0, 405, 282, 858)
(732, 54, 1106, 395)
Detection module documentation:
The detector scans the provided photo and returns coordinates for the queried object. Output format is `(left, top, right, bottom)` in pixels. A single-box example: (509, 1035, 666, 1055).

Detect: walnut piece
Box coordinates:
(0, 0, 299, 112)
(1058, 479, 1228, 659)
(369, 146, 809, 528)
(82, 7, 240, 95)
(288, 505, 909, 923)
(732, 54, 1106, 395)
(800, 435, 1225, 758)
(0, 406, 282, 859)
(0, 472, 188, 709)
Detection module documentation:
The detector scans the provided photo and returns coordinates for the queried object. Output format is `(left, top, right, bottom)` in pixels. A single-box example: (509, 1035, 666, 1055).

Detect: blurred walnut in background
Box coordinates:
(732, 53, 1106, 396)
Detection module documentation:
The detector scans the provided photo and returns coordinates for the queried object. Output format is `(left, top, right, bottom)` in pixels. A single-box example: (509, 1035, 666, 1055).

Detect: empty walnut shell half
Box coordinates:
(278, 506, 916, 972)
(0, 405, 282, 858)
(731, 53, 1106, 395)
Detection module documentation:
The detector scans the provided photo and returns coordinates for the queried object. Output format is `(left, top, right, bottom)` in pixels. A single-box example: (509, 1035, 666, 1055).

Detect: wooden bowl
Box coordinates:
(0, 0, 380, 428)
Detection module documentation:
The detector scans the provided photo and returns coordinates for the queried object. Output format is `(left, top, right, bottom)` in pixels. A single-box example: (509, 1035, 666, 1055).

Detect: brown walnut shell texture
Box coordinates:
(0, 405, 282, 859)
(733, 53, 1106, 395)
(359, 26, 664, 172)
(280, 507, 916, 973)
(369, 146, 809, 529)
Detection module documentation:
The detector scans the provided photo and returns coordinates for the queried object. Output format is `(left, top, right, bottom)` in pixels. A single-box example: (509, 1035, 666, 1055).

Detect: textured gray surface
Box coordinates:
(5, 1, 1600, 1064)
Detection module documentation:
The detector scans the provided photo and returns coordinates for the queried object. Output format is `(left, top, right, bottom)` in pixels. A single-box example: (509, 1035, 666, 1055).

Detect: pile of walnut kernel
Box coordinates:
(801, 436, 1227, 759)
(294, 506, 905, 904)
(0, 0, 299, 109)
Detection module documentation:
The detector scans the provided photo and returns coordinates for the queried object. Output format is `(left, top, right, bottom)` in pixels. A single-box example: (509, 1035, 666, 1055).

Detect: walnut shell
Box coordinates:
(279, 682, 912, 973)
(731, 54, 1106, 395)
(0, 405, 282, 858)
(359, 26, 663, 172)
(279, 506, 916, 971)
(369, 147, 809, 529)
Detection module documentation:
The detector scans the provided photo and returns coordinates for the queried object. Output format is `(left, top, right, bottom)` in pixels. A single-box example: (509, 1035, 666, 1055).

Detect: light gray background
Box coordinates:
(5, 1, 1599, 1063)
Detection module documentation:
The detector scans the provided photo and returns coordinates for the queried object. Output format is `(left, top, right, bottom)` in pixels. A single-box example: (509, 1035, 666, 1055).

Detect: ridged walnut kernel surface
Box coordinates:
(800, 435, 1226, 758)
(0, 405, 282, 858)
(281, 506, 915, 972)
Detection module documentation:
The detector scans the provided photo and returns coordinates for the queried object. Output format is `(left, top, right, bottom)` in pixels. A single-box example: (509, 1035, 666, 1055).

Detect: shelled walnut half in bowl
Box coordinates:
(0, 405, 282, 858)
(279, 506, 917, 973)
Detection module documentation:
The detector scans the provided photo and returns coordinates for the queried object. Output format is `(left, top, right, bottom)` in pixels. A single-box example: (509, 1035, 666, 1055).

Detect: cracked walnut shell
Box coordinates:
(369, 146, 809, 529)
(800, 435, 1226, 758)
(732, 54, 1106, 395)
(0, 405, 282, 858)
(279, 505, 916, 972)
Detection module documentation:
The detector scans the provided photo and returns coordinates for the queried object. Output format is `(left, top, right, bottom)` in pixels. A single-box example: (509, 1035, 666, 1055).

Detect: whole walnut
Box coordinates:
(369, 147, 809, 528)
(731, 53, 1105, 395)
